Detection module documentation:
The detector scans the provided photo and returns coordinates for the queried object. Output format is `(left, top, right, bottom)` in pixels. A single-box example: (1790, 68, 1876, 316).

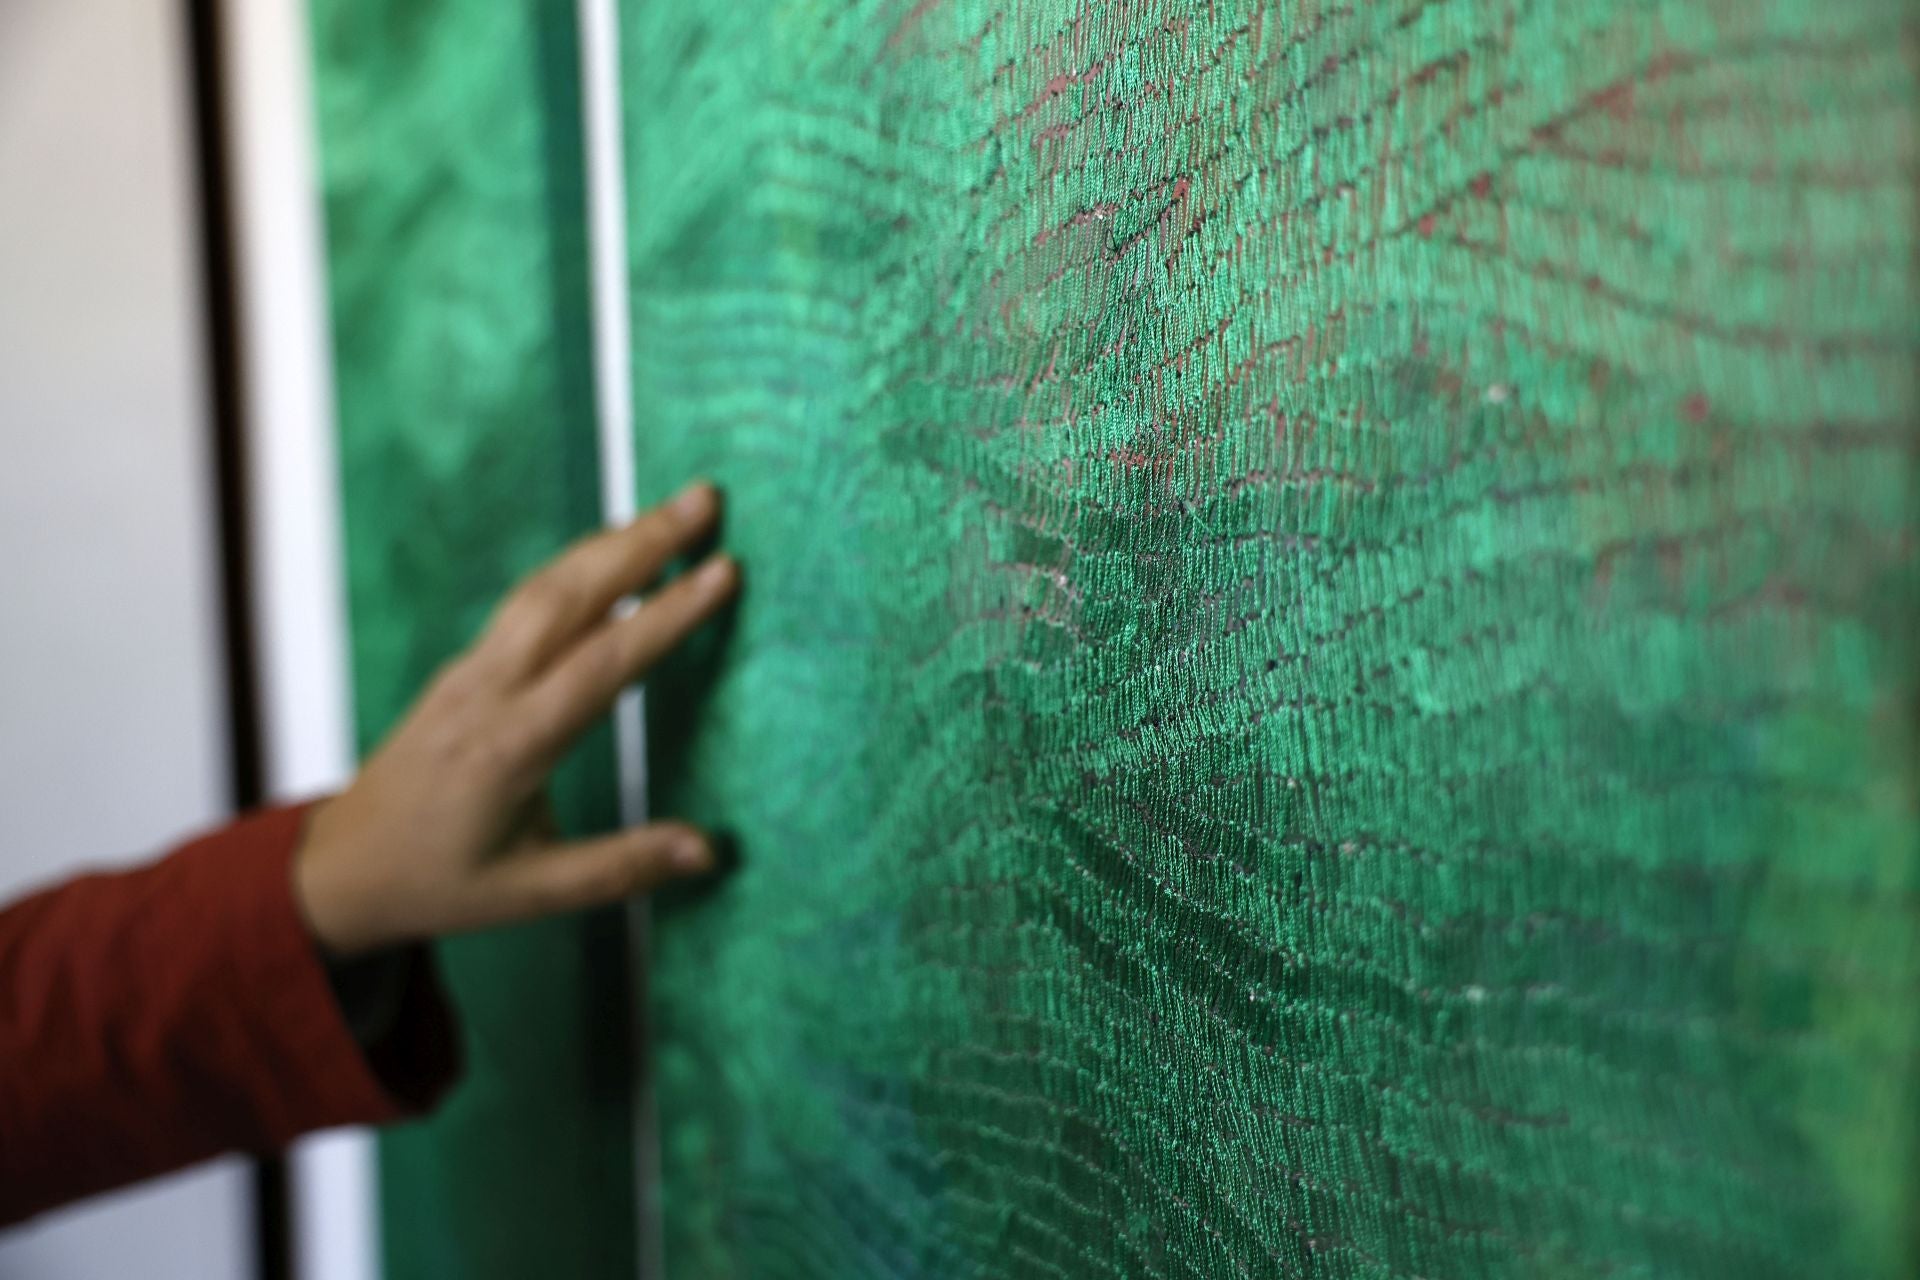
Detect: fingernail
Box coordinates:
(698, 554, 737, 591)
(672, 834, 715, 872)
(673, 480, 714, 518)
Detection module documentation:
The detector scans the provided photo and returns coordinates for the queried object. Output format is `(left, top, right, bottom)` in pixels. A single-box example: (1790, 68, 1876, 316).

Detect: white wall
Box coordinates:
(0, 0, 252, 1275)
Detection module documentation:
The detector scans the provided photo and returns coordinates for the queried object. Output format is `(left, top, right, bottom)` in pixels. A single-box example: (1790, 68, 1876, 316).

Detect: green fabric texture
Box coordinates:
(624, 1, 1920, 1277)
(308, 2, 637, 1276)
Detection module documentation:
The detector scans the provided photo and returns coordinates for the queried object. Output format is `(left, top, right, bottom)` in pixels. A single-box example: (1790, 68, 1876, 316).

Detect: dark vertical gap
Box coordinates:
(181, 1, 293, 1278)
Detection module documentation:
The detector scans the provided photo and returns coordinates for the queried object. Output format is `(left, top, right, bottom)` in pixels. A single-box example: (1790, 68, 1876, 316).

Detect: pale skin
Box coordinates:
(293, 479, 738, 958)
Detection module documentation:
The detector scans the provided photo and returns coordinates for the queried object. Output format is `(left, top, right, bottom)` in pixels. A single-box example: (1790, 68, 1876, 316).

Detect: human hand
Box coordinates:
(292, 481, 738, 957)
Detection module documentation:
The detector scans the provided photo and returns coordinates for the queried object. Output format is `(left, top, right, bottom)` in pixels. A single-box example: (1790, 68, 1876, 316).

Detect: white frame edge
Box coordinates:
(574, 1, 664, 1276)
(221, 2, 378, 1277)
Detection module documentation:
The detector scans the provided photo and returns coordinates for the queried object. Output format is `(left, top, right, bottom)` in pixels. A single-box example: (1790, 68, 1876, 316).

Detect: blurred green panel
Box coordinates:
(624, 2, 1920, 1277)
(308, 2, 634, 1276)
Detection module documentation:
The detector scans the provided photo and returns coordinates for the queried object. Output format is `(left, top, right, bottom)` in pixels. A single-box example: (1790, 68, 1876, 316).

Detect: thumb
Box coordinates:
(484, 821, 717, 921)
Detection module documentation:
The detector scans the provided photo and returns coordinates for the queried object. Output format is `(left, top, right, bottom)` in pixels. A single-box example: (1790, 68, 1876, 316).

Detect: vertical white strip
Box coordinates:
(578, 0, 647, 823)
(579, 0, 638, 540)
(221, 2, 379, 1278)
(576, 2, 663, 1278)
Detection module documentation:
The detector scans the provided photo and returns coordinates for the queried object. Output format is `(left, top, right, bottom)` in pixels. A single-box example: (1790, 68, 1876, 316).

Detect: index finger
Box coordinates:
(471, 480, 721, 682)
(511, 552, 740, 767)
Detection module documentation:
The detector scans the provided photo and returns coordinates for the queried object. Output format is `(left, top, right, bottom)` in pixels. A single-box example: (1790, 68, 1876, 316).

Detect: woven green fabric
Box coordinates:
(624, 1, 1920, 1276)
(309, 3, 637, 1275)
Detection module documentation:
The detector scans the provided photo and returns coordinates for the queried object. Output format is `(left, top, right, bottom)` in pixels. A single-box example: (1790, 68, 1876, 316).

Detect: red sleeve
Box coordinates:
(0, 803, 461, 1226)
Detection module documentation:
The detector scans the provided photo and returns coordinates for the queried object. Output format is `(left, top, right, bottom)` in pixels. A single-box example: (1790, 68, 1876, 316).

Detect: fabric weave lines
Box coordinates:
(625, 1, 1920, 1276)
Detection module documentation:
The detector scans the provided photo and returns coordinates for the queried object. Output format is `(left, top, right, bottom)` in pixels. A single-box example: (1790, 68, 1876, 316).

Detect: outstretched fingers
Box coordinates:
(515, 552, 740, 766)
(472, 480, 722, 682)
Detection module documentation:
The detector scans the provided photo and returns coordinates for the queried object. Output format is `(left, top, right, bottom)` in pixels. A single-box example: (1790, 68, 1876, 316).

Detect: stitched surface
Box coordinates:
(309, 3, 638, 1275)
(624, 2, 1920, 1276)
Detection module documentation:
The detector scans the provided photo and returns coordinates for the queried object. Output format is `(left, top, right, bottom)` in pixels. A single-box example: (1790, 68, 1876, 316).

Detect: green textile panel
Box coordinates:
(625, 1, 1920, 1277)
(309, 2, 637, 1275)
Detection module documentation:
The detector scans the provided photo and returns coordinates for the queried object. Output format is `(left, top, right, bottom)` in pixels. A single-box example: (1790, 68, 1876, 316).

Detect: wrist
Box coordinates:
(292, 797, 386, 958)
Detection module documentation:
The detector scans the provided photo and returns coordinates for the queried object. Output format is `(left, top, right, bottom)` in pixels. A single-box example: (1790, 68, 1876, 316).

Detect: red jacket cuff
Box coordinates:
(201, 801, 461, 1135)
(0, 802, 462, 1225)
